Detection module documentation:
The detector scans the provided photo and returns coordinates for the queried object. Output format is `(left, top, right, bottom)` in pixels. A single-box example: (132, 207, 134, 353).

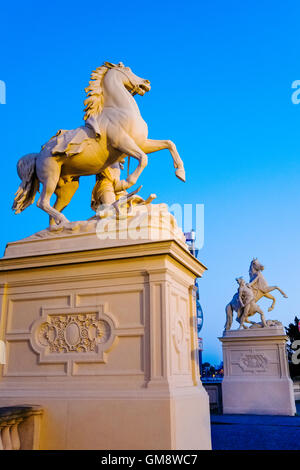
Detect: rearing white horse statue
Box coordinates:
(249, 258, 288, 311)
(12, 61, 185, 225)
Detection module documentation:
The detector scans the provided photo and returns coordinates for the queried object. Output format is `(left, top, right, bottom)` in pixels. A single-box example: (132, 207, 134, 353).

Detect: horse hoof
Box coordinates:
(49, 217, 70, 232)
(268, 307, 273, 312)
(175, 168, 186, 182)
(284, 295, 288, 298)
(65, 222, 80, 232)
(49, 224, 64, 233)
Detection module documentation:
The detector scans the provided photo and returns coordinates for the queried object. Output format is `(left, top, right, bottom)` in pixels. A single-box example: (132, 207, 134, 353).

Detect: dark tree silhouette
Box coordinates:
(285, 316, 300, 380)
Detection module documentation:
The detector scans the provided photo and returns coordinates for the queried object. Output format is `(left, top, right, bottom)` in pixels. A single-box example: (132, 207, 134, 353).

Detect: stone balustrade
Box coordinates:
(294, 381, 300, 401)
(201, 378, 223, 414)
(0, 406, 43, 450)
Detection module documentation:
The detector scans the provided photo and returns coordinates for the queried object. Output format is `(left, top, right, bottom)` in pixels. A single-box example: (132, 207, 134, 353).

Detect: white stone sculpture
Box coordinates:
(225, 259, 288, 330)
(12, 62, 185, 226)
(249, 258, 288, 311)
(225, 277, 267, 330)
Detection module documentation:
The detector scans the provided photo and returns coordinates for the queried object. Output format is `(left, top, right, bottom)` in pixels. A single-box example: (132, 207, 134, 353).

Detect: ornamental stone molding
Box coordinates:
(172, 317, 186, 353)
(238, 352, 268, 372)
(30, 305, 116, 367)
(37, 314, 111, 353)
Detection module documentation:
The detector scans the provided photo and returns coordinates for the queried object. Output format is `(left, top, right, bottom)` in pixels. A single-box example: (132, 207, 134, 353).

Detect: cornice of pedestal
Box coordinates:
(0, 238, 207, 279)
(219, 326, 288, 343)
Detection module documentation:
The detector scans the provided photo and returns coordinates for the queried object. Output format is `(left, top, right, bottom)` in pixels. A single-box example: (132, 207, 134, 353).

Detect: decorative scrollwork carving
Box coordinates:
(238, 353, 268, 372)
(37, 313, 111, 354)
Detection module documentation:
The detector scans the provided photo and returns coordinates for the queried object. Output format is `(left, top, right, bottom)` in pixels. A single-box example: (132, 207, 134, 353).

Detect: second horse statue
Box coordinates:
(225, 258, 288, 330)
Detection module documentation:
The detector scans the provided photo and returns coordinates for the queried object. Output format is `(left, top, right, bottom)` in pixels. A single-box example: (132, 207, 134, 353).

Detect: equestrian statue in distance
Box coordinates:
(225, 258, 288, 330)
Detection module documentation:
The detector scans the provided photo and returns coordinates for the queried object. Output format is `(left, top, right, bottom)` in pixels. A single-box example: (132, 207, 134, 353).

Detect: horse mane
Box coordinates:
(83, 65, 109, 121)
(249, 259, 264, 284)
(249, 260, 254, 272)
(249, 260, 257, 281)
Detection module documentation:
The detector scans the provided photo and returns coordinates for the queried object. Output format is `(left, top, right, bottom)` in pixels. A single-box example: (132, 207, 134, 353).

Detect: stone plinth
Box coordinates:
(220, 326, 296, 416)
(0, 211, 211, 450)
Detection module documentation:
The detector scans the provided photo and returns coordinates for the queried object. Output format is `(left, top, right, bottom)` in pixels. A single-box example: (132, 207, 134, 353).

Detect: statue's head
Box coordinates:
(84, 62, 151, 121)
(104, 61, 151, 96)
(250, 257, 264, 272)
(236, 277, 245, 286)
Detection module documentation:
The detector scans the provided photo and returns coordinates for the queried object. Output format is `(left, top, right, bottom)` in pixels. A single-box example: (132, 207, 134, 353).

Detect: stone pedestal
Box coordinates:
(220, 326, 296, 416)
(0, 207, 211, 449)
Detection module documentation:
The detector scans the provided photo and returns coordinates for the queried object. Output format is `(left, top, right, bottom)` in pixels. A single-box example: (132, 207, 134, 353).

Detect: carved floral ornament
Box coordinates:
(172, 316, 189, 354)
(37, 314, 111, 353)
(238, 352, 268, 372)
(30, 307, 116, 365)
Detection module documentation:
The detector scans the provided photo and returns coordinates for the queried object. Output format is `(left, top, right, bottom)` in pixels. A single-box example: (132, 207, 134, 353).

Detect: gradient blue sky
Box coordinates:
(1, 1, 300, 364)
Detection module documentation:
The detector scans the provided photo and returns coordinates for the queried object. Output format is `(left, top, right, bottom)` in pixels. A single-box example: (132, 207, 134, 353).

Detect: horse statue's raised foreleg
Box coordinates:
(140, 139, 185, 182)
(260, 286, 288, 312)
(110, 131, 148, 188)
(264, 285, 288, 298)
(261, 291, 276, 312)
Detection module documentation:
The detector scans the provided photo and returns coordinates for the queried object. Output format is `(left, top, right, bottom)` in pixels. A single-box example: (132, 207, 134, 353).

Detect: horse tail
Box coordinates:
(12, 153, 39, 214)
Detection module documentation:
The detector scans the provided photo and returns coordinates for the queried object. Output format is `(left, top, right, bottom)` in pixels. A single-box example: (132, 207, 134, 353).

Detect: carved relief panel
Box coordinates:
(170, 288, 191, 375)
(228, 347, 280, 376)
(30, 306, 115, 366)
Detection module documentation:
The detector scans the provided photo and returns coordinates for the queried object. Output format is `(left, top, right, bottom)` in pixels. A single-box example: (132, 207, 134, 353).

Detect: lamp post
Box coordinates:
(184, 229, 204, 374)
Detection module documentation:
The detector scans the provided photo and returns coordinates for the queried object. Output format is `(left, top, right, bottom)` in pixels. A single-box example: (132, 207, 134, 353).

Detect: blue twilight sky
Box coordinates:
(1, 1, 300, 364)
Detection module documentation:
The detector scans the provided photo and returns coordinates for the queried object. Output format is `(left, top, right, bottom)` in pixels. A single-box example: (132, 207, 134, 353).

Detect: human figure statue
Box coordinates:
(225, 277, 267, 331)
(91, 161, 128, 209)
(91, 159, 156, 218)
(236, 277, 267, 329)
